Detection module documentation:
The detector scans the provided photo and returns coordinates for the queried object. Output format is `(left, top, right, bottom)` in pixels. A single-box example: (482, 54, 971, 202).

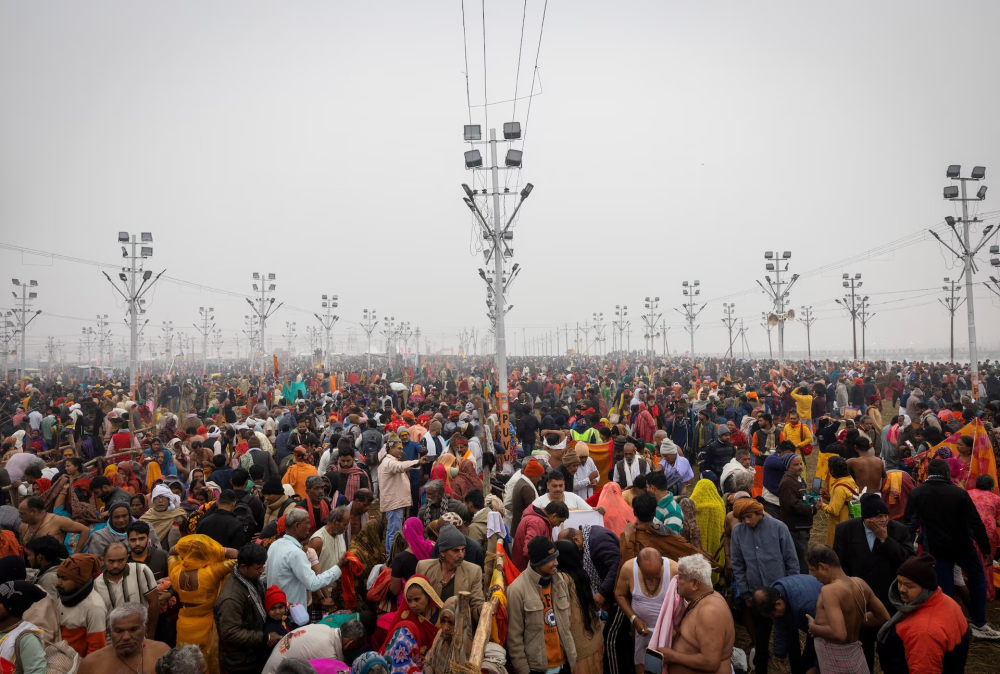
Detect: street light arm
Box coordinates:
(756, 279, 776, 299)
(970, 226, 996, 256)
(102, 272, 130, 302)
(929, 230, 967, 259)
(135, 270, 165, 300)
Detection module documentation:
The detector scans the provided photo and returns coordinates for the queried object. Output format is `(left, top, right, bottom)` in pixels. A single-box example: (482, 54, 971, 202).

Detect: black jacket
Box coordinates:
(832, 518, 913, 609)
(585, 524, 621, 601)
(214, 571, 267, 672)
(903, 477, 990, 563)
(196, 508, 247, 549)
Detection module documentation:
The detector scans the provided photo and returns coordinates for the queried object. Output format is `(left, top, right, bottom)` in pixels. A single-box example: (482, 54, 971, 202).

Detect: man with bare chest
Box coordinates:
(846, 439, 886, 496)
(78, 602, 170, 674)
(18, 496, 90, 553)
(652, 554, 734, 674)
(805, 544, 889, 674)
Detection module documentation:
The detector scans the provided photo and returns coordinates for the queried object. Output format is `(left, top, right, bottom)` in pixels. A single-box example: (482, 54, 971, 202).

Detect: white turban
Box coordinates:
(151, 484, 180, 511)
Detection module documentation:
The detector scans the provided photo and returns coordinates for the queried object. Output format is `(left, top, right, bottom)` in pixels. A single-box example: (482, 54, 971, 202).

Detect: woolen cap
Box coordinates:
(262, 476, 284, 495)
(527, 536, 558, 567)
(897, 553, 938, 590)
(436, 524, 466, 552)
(860, 493, 890, 519)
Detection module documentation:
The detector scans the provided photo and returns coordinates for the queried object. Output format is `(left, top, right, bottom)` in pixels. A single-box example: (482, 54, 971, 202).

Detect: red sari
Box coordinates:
(376, 575, 441, 668)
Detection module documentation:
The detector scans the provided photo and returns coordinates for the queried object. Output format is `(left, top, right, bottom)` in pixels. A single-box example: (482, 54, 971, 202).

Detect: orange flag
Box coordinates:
(273, 355, 279, 378)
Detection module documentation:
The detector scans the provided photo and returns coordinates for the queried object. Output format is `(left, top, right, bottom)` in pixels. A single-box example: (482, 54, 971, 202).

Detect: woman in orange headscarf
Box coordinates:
(167, 535, 238, 674)
(596, 482, 636, 536)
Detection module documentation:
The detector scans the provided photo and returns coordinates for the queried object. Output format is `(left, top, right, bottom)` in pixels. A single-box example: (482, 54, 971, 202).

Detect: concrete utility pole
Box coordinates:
(11, 279, 41, 382)
(413, 326, 421, 367)
(940, 278, 964, 364)
(800, 306, 817, 362)
(360, 309, 379, 371)
(211, 330, 223, 367)
(612, 306, 629, 362)
(193, 307, 215, 375)
(314, 294, 339, 367)
(247, 272, 282, 366)
(461, 124, 535, 455)
(283, 321, 297, 364)
(592, 313, 606, 357)
(738, 319, 751, 359)
(721, 303, 738, 362)
(835, 273, 863, 361)
(677, 280, 705, 358)
(757, 251, 799, 365)
(932, 164, 989, 398)
(858, 297, 874, 362)
(80, 327, 96, 364)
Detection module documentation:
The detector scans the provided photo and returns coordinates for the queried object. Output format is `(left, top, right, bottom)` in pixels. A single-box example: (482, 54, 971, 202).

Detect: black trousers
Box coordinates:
(787, 630, 817, 674)
(752, 607, 774, 674)
(603, 603, 634, 674)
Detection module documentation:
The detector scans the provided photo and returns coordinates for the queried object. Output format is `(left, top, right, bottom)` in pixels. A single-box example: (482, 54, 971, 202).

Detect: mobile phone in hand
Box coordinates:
(644, 648, 664, 673)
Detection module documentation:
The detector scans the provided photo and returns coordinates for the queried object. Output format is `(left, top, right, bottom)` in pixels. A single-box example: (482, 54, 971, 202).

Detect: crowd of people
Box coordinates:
(1, 354, 1000, 674)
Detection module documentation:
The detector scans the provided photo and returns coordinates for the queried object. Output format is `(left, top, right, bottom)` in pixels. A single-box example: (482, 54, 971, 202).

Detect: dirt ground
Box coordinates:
(730, 402, 1000, 672)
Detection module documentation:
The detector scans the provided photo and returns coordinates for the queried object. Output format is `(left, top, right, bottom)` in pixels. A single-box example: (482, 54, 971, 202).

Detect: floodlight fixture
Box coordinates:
(268, 284, 276, 291)
(855, 273, 861, 279)
(463, 125, 481, 141)
(142, 270, 152, 281)
(842, 273, 849, 279)
(28, 293, 36, 299)
(505, 149, 522, 167)
(682, 281, 688, 287)
(122, 247, 128, 257)
(253, 272, 260, 280)
(947, 165, 961, 178)
(141, 232, 153, 242)
(253, 284, 259, 291)
(944, 277, 950, 282)
(11, 279, 18, 285)
(972, 166, 986, 179)
(944, 186, 959, 199)
(978, 186, 987, 200)
(992, 246, 1000, 255)
(119, 273, 127, 282)
(520, 183, 534, 199)
(945, 216, 956, 226)
(766, 263, 775, 271)
(118, 232, 129, 242)
(141, 247, 153, 257)
(465, 150, 483, 168)
(503, 122, 521, 140)
(694, 280, 700, 286)
(268, 273, 275, 280)
(29, 280, 36, 287)
(843, 281, 849, 287)
(782, 251, 791, 259)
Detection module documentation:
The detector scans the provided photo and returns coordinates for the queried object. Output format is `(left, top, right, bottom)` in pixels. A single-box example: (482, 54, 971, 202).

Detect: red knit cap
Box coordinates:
(264, 585, 287, 612)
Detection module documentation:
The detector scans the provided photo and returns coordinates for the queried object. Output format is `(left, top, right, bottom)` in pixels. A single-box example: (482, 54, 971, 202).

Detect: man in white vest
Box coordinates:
(307, 505, 351, 605)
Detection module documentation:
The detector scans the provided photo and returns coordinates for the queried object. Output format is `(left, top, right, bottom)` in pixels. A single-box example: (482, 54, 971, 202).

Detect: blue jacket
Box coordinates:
(665, 409, 697, 451)
(771, 574, 823, 659)
(762, 452, 788, 495)
(731, 516, 800, 597)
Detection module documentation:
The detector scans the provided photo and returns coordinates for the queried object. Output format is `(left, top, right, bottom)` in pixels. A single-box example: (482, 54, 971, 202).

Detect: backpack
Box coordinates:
(14, 631, 79, 674)
(361, 431, 382, 466)
(234, 496, 258, 538)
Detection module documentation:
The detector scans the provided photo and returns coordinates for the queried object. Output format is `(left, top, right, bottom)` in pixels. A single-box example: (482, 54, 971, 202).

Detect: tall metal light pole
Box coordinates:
(461, 121, 535, 455)
(193, 307, 215, 375)
(800, 306, 817, 362)
(658, 320, 671, 358)
(211, 330, 223, 368)
(932, 165, 989, 396)
(760, 312, 774, 359)
(160, 321, 174, 363)
(96, 314, 111, 366)
(613, 305, 629, 361)
(102, 233, 160, 396)
(757, 252, 799, 365)
(11, 280, 41, 382)
(677, 280, 705, 358)
(247, 272, 282, 366)
(940, 278, 964, 363)
(642, 297, 661, 361)
(314, 294, 339, 368)
(835, 274, 863, 361)
(283, 321, 297, 364)
(592, 312, 605, 357)
(360, 309, 378, 371)
(2, 312, 18, 382)
(721, 303, 738, 362)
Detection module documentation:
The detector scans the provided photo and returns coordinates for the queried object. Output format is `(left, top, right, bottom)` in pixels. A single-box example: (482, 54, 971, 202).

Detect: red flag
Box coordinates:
(273, 355, 279, 378)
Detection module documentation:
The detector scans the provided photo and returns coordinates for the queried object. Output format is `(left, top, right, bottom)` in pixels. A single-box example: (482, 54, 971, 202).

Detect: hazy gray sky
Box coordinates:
(3, 1, 1000, 363)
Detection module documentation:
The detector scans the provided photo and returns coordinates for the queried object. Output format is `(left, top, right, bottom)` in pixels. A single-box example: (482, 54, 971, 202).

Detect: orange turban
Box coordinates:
(732, 498, 764, 520)
(523, 458, 544, 478)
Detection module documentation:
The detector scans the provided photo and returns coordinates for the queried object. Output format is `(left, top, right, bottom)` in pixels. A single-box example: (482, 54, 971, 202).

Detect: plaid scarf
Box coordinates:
(580, 525, 603, 596)
(340, 465, 366, 502)
(232, 566, 266, 620)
